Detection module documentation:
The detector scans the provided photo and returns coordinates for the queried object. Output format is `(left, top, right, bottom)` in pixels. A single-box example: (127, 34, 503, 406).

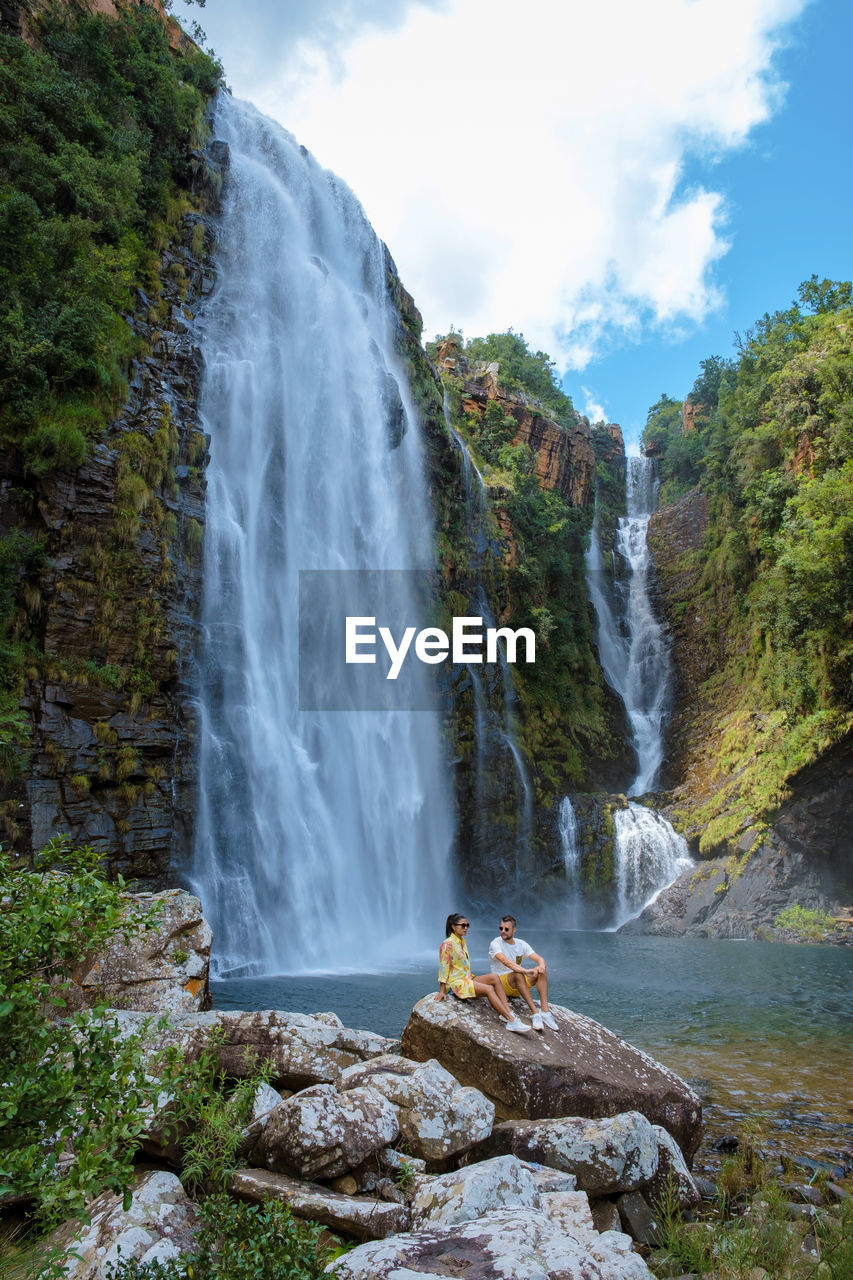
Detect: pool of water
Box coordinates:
(211, 930, 853, 1180)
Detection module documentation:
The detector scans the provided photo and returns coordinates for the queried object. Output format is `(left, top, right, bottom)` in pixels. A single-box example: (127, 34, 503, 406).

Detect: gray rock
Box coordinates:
(617, 1189, 662, 1244)
(232, 1168, 408, 1240)
(63, 889, 211, 1016)
(111, 1007, 398, 1089)
(255, 1083, 399, 1181)
(401, 996, 702, 1161)
(471, 1110, 665, 1195)
(324, 1207, 654, 1279)
(410, 1154, 540, 1227)
(48, 1171, 198, 1278)
(339, 1054, 494, 1161)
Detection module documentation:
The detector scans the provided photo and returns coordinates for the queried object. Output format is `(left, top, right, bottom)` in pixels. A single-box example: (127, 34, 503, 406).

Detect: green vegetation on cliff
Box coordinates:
(0, 1, 221, 475)
(645, 278, 853, 851)
(430, 330, 629, 803)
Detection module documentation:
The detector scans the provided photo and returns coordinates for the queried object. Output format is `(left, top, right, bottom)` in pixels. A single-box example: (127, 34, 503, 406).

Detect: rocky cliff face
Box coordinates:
(637, 486, 852, 938)
(0, 147, 224, 883)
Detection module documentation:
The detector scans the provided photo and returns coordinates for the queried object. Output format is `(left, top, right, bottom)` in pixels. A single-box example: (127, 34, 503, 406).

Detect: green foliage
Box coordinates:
(0, 837, 161, 1224)
(0, 4, 221, 475)
(642, 393, 704, 503)
(429, 329, 576, 426)
(773, 903, 835, 939)
(649, 280, 853, 844)
(159, 1030, 272, 1196)
(102, 1195, 333, 1280)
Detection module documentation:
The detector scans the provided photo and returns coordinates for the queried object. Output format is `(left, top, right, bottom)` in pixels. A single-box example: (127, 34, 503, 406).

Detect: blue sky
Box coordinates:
(563, 0, 853, 444)
(176, 0, 851, 447)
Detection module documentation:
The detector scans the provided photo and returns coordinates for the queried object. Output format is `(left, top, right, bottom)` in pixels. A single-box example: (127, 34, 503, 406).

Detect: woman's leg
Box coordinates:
(473, 975, 515, 1021)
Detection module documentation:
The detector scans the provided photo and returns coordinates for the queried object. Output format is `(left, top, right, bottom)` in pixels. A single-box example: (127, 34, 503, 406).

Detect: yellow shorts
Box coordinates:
(499, 970, 538, 998)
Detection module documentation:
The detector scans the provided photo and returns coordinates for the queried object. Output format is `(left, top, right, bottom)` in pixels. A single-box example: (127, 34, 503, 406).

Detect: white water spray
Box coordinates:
(190, 98, 455, 976)
(611, 803, 692, 927)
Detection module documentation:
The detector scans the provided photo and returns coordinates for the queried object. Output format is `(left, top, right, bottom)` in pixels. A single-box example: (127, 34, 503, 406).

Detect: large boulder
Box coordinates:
(111, 1007, 397, 1088)
(324, 1207, 653, 1279)
(48, 1171, 198, 1278)
(410, 1155, 540, 1227)
(469, 1111, 691, 1198)
(339, 1054, 494, 1162)
(255, 1083, 399, 1180)
(401, 996, 701, 1161)
(64, 889, 211, 1016)
(232, 1169, 408, 1240)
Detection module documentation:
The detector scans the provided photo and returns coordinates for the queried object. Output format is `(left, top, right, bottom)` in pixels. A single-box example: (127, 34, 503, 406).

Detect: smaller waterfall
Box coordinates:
(586, 455, 671, 796)
(559, 796, 580, 885)
(611, 803, 692, 927)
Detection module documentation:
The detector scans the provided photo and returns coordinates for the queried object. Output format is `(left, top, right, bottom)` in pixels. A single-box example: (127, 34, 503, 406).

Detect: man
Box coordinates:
(488, 915, 558, 1031)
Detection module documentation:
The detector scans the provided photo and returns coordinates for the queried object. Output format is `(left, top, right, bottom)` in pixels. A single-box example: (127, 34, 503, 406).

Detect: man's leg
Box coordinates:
(507, 972, 538, 1016)
(535, 969, 559, 1028)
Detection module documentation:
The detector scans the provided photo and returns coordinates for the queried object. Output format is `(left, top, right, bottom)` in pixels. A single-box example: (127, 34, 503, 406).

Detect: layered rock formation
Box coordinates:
(1, 190, 216, 882)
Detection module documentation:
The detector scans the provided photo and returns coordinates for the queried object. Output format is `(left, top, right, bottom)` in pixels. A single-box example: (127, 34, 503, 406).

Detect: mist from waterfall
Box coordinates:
(190, 96, 455, 976)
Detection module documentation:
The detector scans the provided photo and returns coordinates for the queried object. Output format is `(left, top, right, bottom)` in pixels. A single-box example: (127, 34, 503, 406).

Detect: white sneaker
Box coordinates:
(539, 1010, 558, 1030)
(506, 1017, 531, 1033)
(531, 1013, 544, 1031)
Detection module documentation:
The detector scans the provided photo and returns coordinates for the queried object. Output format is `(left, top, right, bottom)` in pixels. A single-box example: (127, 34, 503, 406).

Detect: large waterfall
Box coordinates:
(190, 97, 455, 976)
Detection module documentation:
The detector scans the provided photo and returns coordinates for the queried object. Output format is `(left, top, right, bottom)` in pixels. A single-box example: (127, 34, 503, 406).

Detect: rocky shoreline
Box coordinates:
(22, 890, 852, 1279)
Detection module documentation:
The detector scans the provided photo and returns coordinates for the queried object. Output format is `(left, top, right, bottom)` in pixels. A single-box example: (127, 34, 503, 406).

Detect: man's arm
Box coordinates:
(528, 949, 547, 975)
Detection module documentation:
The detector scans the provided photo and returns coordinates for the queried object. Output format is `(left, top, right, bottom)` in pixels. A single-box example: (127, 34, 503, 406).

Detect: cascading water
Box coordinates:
(611, 804, 692, 928)
(586, 455, 671, 796)
(190, 96, 455, 976)
(579, 451, 690, 924)
(558, 796, 579, 886)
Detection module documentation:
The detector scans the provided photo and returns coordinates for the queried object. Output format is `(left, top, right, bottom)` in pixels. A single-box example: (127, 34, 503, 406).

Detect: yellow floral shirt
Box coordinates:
(438, 933, 476, 999)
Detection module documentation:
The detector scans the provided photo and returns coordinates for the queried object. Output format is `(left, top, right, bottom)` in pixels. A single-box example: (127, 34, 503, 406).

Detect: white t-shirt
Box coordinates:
(489, 934, 535, 974)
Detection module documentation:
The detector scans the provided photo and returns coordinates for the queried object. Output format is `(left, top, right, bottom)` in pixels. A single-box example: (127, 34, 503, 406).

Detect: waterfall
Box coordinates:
(586, 454, 672, 796)
(558, 796, 579, 885)
(189, 96, 455, 976)
(611, 803, 692, 928)
(579, 452, 691, 925)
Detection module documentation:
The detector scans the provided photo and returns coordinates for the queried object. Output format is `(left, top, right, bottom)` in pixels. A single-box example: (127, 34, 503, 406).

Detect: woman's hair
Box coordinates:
(445, 913, 466, 939)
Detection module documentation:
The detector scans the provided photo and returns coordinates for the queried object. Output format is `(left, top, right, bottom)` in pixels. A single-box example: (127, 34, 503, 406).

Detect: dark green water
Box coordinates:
(211, 931, 853, 1179)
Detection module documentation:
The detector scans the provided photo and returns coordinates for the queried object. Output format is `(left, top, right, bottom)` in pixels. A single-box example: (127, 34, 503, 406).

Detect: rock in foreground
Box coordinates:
(325, 1206, 652, 1279)
(401, 996, 701, 1161)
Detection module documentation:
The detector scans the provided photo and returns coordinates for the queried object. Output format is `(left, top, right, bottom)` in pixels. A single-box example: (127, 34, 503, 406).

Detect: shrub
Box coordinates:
(0, 837, 161, 1224)
(773, 903, 835, 939)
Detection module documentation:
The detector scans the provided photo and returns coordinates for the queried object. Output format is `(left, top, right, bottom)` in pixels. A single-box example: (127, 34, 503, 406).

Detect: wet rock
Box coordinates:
(255, 1083, 399, 1181)
(63, 889, 211, 1016)
(409, 1155, 540, 1227)
(339, 1054, 494, 1161)
(401, 996, 702, 1161)
(48, 1171, 198, 1278)
(323, 1207, 654, 1278)
(232, 1168, 408, 1240)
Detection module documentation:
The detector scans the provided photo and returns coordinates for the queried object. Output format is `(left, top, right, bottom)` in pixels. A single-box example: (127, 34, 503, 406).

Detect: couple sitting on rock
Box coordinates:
(435, 913, 559, 1034)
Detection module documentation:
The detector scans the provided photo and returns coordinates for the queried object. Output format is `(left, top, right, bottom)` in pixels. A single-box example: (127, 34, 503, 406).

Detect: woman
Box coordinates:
(435, 913, 530, 1033)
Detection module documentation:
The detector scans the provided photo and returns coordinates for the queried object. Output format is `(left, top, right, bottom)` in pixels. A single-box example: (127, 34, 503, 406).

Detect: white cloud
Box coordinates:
(222, 0, 808, 370)
(581, 387, 608, 425)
